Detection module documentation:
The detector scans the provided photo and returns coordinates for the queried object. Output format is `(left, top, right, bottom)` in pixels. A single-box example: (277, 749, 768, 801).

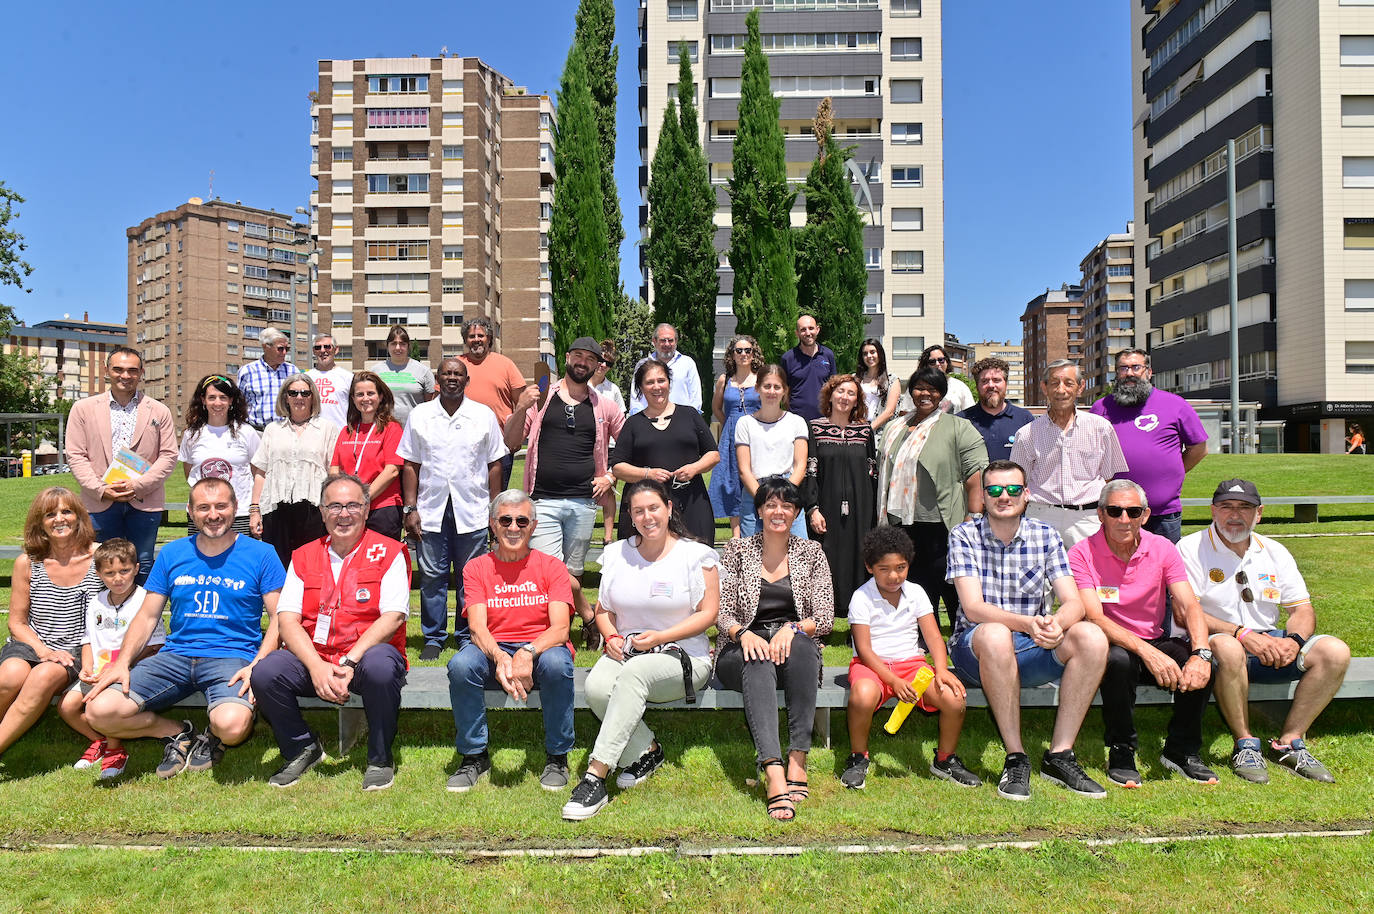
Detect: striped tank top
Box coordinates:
(13, 556, 100, 655)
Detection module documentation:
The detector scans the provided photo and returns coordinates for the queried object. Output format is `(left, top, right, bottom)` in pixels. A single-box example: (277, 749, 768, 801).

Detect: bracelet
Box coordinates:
(1236, 627, 1252, 642)
(789, 621, 805, 637)
(607, 633, 625, 644)
(248, 505, 261, 513)
(1234, 624, 1243, 638)
(1286, 631, 1307, 647)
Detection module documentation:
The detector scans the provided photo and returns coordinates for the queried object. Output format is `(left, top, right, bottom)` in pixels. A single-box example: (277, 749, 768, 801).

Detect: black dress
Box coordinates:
(610, 408, 719, 545)
(803, 420, 877, 617)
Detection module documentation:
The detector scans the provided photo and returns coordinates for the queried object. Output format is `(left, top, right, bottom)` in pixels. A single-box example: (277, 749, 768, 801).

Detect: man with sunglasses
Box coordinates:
(1178, 479, 1351, 783)
(1090, 349, 1208, 543)
(505, 337, 625, 647)
(249, 473, 410, 790)
(238, 327, 301, 431)
(306, 334, 354, 430)
(1070, 480, 1217, 789)
(947, 459, 1110, 800)
(446, 489, 575, 793)
(399, 358, 508, 661)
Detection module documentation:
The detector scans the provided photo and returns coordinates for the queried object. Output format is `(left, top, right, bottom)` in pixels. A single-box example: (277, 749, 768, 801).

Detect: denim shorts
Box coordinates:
(127, 651, 256, 712)
(948, 624, 1066, 688)
(530, 497, 597, 575)
(1231, 628, 1308, 684)
(0, 639, 80, 687)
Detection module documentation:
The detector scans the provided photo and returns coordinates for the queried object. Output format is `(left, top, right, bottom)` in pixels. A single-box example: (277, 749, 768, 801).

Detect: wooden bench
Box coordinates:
(1181, 495, 1374, 523)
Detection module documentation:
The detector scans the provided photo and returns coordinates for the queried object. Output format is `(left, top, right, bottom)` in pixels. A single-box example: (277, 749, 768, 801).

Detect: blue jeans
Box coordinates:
(417, 501, 489, 649)
(447, 641, 575, 756)
(1144, 511, 1183, 544)
(91, 502, 162, 585)
(738, 509, 807, 538)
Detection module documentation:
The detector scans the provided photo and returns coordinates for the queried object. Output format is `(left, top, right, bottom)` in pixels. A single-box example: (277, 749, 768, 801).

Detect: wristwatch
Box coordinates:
(518, 644, 539, 661)
(402, 505, 416, 516)
(1189, 648, 1213, 663)
(338, 657, 358, 670)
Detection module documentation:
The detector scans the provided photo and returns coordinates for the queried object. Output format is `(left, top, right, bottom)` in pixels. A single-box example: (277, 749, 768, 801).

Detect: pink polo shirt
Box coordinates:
(1068, 529, 1189, 640)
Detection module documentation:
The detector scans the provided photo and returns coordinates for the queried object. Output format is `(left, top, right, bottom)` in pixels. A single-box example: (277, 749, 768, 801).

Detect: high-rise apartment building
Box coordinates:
(1079, 221, 1137, 400)
(638, 0, 942, 377)
(1132, 0, 1374, 451)
(310, 57, 554, 373)
(967, 339, 1026, 404)
(4, 315, 128, 402)
(1020, 283, 1084, 407)
(127, 199, 312, 410)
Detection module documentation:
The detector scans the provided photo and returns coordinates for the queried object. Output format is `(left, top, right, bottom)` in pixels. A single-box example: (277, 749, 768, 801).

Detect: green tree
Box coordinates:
(727, 10, 798, 364)
(574, 0, 623, 265)
(549, 44, 614, 360)
(608, 291, 655, 394)
(0, 350, 53, 415)
(0, 180, 33, 330)
(645, 49, 718, 408)
(794, 98, 868, 374)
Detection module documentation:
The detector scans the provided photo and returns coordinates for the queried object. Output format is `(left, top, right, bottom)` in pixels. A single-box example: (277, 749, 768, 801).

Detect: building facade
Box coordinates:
(1132, 0, 1374, 451)
(3, 315, 128, 402)
(127, 199, 312, 409)
(638, 0, 942, 378)
(1079, 221, 1138, 400)
(967, 338, 1026, 404)
(310, 57, 554, 373)
(1019, 283, 1084, 407)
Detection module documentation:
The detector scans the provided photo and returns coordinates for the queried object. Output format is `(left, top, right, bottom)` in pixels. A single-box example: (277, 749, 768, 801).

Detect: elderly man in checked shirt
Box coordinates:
(1010, 359, 1127, 548)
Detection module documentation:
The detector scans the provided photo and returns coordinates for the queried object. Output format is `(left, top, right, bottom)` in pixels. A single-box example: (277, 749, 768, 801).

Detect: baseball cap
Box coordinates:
(1211, 478, 1261, 506)
(568, 337, 601, 356)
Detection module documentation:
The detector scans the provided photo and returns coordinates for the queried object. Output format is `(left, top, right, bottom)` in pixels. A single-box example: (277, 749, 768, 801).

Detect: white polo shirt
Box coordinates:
(1177, 524, 1309, 631)
(847, 577, 931, 662)
(396, 396, 509, 534)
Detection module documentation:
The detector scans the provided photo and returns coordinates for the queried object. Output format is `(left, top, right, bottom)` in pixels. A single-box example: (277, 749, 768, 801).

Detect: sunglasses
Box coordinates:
(733, 347, 753, 354)
(285, 389, 313, 398)
(1104, 505, 1146, 519)
(1235, 570, 1254, 602)
(564, 403, 577, 430)
(984, 484, 1024, 497)
(312, 344, 334, 351)
(932, 356, 949, 364)
(496, 515, 531, 528)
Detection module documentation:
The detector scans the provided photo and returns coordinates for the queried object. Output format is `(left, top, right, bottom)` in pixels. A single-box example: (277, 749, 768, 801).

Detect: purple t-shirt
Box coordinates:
(1091, 389, 1206, 515)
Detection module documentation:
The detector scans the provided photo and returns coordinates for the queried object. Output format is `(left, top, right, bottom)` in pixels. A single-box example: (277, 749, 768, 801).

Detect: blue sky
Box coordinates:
(1, 0, 1131, 345)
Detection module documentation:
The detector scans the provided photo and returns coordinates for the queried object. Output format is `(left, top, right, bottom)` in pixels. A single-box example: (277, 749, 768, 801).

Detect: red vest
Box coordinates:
(291, 530, 410, 668)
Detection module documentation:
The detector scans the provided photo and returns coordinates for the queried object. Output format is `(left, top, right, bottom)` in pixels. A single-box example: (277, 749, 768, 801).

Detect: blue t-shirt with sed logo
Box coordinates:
(145, 535, 287, 660)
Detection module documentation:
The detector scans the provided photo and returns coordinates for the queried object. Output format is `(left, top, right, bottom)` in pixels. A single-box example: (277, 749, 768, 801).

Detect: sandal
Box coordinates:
(786, 778, 809, 802)
(759, 758, 795, 822)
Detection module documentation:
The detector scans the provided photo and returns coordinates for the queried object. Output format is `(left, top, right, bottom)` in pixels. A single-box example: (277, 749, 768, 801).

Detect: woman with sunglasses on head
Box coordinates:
(856, 338, 900, 431)
(918, 345, 974, 415)
(562, 479, 718, 821)
(735, 365, 809, 538)
(715, 477, 833, 821)
(877, 366, 988, 630)
(709, 335, 763, 540)
(179, 375, 260, 534)
(610, 360, 720, 545)
(329, 371, 405, 540)
(249, 375, 341, 568)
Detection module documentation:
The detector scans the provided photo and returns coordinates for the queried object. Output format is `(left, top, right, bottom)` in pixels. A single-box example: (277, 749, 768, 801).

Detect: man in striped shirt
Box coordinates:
(1010, 359, 1127, 548)
(237, 328, 300, 430)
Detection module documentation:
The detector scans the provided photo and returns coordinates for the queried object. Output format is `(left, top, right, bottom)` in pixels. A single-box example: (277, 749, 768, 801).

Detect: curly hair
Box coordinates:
(185, 374, 250, 434)
(345, 370, 396, 432)
(723, 334, 764, 378)
(969, 357, 1010, 383)
(818, 374, 869, 424)
(861, 526, 915, 568)
(23, 487, 95, 560)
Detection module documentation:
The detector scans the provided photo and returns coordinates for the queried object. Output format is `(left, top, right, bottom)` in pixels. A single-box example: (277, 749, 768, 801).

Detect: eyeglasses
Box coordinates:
(1117, 363, 1149, 375)
(1235, 569, 1254, 602)
(273, 345, 290, 352)
(1104, 505, 1146, 519)
(733, 347, 753, 354)
(323, 502, 366, 516)
(984, 484, 1024, 497)
(564, 403, 577, 430)
(312, 344, 334, 351)
(496, 515, 532, 528)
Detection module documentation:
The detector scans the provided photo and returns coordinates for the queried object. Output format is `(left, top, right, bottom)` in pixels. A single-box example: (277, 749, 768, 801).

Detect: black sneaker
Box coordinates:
(615, 742, 664, 789)
(419, 643, 442, 662)
(445, 752, 492, 792)
(156, 721, 197, 779)
(186, 730, 225, 772)
(1040, 749, 1106, 798)
(840, 752, 869, 790)
(930, 752, 982, 787)
(540, 754, 570, 791)
(997, 752, 1031, 801)
(562, 773, 609, 820)
(1160, 749, 1218, 784)
(1107, 744, 1141, 788)
(268, 741, 324, 788)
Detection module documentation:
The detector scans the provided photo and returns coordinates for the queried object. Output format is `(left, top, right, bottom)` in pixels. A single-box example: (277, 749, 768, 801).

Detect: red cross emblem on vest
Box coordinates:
(366, 543, 387, 562)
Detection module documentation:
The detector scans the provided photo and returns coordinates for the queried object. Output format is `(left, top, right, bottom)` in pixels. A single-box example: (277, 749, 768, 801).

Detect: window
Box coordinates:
(226, 241, 239, 252)
(226, 344, 238, 355)
(891, 122, 922, 144)
(1346, 279, 1374, 310)
(332, 313, 353, 327)
(332, 280, 353, 294)
(442, 112, 463, 128)
(1345, 157, 1374, 187)
(244, 243, 268, 259)
(443, 144, 464, 159)
(891, 38, 922, 61)
(668, 0, 698, 20)
(891, 0, 921, 16)
(443, 212, 463, 228)
(226, 283, 238, 293)
(865, 247, 881, 269)
(892, 336, 925, 359)
(1346, 341, 1374, 372)
(891, 250, 924, 273)
(1345, 218, 1374, 249)
(443, 178, 463, 194)
(365, 273, 429, 293)
(368, 75, 428, 93)
(891, 165, 922, 186)
(226, 220, 240, 232)
(892, 293, 924, 317)
(226, 324, 239, 335)
(442, 278, 464, 294)
(670, 42, 698, 64)
(243, 264, 269, 280)
(366, 241, 429, 260)
(332, 148, 353, 161)
(892, 207, 923, 231)
(367, 174, 428, 193)
(332, 179, 353, 195)
(891, 79, 923, 104)
(1341, 36, 1374, 66)
(226, 304, 238, 314)
(243, 284, 270, 300)
(226, 263, 239, 274)
(443, 245, 464, 260)
(540, 202, 553, 220)
(862, 293, 881, 315)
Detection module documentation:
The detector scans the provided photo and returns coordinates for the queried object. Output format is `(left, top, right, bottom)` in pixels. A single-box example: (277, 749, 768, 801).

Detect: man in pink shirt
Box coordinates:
(1070, 479, 1216, 789)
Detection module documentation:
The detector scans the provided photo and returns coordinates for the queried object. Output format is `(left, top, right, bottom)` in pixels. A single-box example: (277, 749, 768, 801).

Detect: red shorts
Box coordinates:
(848, 656, 938, 713)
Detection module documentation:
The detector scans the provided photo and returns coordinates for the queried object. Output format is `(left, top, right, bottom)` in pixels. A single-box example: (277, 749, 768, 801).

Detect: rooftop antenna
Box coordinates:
(208, 169, 215, 200)
(440, 45, 449, 56)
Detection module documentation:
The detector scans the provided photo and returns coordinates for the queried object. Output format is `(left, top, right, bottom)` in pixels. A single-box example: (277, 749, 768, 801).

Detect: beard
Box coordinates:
(566, 362, 595, 384)
(1215, 520, 1255, 544)
(1113, 377, 1154, 407)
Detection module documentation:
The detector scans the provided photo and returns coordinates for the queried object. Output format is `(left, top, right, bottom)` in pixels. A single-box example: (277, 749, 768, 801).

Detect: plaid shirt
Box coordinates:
(237, 358, 300, 429)
(945, 514, 1072, 640)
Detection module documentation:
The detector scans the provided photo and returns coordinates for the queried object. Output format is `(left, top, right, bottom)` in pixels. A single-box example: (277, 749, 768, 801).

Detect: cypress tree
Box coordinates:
(795, 97, 868, 374)
(574, 0, 624, 264)
(549, 44, 613, 360)
(645, 50, 718, 408)
(727, 8, 798, 364)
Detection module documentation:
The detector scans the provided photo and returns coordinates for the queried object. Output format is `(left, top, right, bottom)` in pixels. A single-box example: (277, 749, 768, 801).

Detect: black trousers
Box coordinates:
(902, 520, 958, 631)
(714, 626, 822, 764)
(261, 500, 327, 570)
(1100, 637, 1211, 756)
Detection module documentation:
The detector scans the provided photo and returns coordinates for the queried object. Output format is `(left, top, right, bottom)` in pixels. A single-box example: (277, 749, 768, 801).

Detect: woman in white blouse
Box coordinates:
(249, 375, 341, 568)
(561, 479, 719, 821)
